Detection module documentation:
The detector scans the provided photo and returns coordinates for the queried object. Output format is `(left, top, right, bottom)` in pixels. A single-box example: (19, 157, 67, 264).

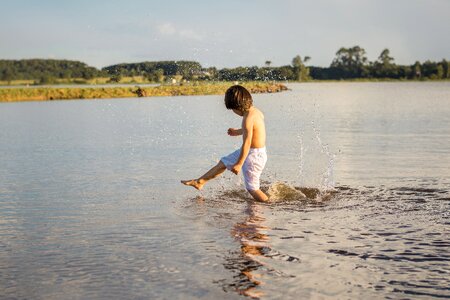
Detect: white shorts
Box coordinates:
(220, 147, 267, 191)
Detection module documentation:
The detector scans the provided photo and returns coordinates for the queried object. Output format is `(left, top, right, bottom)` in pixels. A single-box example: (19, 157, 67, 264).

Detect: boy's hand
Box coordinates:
(227, 128, 241, 136)
(231, 163, 242, 175)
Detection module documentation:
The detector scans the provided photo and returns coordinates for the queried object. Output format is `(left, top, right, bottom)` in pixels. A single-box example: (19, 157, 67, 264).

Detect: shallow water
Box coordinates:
(0, 82, 449, 299)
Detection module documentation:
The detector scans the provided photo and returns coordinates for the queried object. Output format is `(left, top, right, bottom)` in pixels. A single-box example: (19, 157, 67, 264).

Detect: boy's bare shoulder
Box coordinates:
(250, 107, 265, 120)
(243, 107, 264, 127)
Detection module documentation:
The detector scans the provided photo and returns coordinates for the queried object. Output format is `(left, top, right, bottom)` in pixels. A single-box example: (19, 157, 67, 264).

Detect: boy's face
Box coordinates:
(232, 109, 243, 116)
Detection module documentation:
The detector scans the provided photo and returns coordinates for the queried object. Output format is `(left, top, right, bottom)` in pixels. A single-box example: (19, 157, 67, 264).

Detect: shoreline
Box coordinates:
(299, 79, 450, 83)
(1, 78, 448, 89)
(0, 82, 288, 103)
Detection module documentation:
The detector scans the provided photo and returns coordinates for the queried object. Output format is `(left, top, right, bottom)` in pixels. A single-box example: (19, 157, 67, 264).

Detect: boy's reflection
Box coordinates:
(228, 202, 269, 299)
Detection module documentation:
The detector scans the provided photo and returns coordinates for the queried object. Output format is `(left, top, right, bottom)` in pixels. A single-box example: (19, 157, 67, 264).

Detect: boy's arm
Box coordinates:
(231, 116, 253, 174)
(227, 128, 243, 136)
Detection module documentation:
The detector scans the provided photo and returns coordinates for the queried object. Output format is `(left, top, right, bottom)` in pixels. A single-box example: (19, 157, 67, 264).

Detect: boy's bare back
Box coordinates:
(243, 107, 266, 149)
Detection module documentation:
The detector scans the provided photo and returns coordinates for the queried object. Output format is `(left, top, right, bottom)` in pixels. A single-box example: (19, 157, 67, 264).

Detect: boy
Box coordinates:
(181, 85, 268, 202)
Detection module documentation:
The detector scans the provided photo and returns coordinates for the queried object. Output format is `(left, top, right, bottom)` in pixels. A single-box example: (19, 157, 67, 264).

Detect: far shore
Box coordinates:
(2, 77, 450, 87)
(0, 82, 288, 103)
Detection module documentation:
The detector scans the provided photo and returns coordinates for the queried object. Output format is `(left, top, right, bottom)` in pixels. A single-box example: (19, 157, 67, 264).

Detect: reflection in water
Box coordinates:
(229, 203, 268, 298)
(221, 198, 302, 299)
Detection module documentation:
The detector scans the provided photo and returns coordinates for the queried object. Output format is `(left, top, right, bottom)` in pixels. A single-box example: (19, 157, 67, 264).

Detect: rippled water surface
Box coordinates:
(1, 82, 449, 299)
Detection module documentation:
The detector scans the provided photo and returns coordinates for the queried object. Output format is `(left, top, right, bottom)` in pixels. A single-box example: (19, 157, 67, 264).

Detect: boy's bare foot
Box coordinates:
(248, 189, 270, 202)
(181, 179, 204, 190)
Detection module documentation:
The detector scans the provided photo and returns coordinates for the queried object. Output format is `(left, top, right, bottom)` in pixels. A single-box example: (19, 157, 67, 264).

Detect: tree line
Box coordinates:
(0, 59, 101, 83)
(1, 46, 449, 83)
(103, 61, 203, 83)
(310, 46, 450, 80)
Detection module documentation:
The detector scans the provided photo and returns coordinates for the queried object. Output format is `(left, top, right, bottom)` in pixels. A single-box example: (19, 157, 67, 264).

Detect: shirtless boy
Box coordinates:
(181, 85, 268, 202)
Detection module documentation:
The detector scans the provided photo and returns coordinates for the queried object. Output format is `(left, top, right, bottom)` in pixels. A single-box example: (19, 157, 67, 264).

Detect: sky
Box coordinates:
(1, 0, 449, 69)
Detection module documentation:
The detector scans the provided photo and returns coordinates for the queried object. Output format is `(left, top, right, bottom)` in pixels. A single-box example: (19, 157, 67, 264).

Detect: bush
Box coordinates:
(38, 75, 56, 85)
(108, 74, 122, 83)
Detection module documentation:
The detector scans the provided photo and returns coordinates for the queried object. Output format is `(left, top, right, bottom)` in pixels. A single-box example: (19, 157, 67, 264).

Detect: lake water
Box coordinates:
(0, 82, 449, 299)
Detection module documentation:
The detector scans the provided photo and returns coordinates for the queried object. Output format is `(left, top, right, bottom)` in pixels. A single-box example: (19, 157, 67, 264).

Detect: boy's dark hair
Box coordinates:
(224, 85, 253, 112)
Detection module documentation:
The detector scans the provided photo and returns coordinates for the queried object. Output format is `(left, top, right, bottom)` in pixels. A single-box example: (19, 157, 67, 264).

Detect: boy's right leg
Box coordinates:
(248, 189, 269, 202)
(181, 161, 227, 190)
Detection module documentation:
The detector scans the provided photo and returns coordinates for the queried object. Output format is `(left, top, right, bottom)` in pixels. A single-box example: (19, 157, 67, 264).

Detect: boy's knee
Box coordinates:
(217, 160, 226, 170)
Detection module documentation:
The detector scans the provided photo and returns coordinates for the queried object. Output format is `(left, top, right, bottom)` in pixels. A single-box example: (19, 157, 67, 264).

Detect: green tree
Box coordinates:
(0, 67, 14, 82)
(60, 69, 72, 79)
(378, 49, 394, 65)
(397, 65, 412, 79)
(38, 74, 56, 85)
(198, 67, 217, 80)
(331, 46, 369, 78)
(436, 65, 444, 79)
(82, 69, 95, 80)
(146, 69, 164, 82)
(421, 60, 439, 79)
(275, 66, 295, 80)
(440, 59, 450, 78)
(0, 59, 101, 81)
(374, 48, 397, 78)
(176, 61, 202, 80)
(109, 74, 122, 83)
(413, 61, 421, 79)
(292, 55, 310, 81)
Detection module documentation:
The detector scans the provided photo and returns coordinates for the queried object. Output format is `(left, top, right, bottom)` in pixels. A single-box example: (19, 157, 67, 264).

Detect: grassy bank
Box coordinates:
(0, 82, 288, 103)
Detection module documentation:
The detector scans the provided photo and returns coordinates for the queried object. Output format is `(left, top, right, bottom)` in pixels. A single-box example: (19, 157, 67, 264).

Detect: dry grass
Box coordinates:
(0, 82, 288, 102)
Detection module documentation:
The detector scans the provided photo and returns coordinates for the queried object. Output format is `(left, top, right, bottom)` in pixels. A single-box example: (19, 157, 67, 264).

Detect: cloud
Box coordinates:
(156, 22, 203, 41)
(157, 22, 176, 35)
(179, 29, 202, 41)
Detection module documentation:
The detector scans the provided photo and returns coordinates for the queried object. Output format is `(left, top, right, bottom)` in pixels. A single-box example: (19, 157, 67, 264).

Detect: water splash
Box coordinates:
(264, 182, 337, 203)
(311, 119, 335, 190)
(290, 95, 336, 191)
(267, 182, 306, 202)
(297, 121, 306, 186)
